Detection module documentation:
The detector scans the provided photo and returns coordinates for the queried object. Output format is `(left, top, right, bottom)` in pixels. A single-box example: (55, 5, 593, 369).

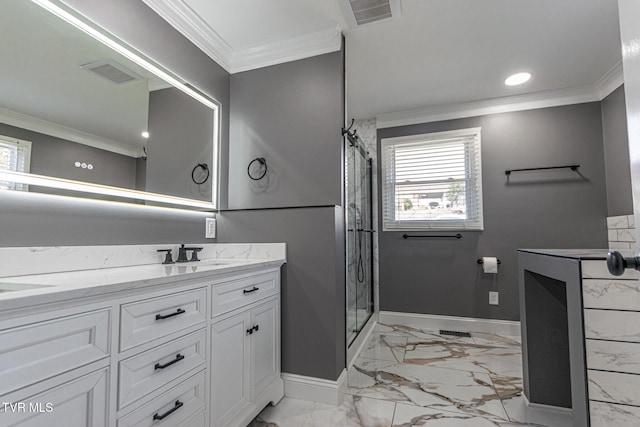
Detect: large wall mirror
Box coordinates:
(0, 0, 219, 210)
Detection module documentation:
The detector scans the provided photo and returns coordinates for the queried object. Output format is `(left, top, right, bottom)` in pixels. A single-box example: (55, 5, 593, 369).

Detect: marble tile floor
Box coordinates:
(249, 323, 573, 427)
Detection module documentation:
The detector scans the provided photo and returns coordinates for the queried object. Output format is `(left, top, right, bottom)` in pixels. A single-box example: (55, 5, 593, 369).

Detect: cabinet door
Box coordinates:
(250, 298, 279, 399)
(0, 368, 108, 427)
(211, 311, 251, 426)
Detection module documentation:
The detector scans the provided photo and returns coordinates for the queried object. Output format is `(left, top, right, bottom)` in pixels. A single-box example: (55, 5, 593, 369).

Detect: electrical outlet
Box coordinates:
(489, 291, 499, 305)
(205, 217, 216, 238)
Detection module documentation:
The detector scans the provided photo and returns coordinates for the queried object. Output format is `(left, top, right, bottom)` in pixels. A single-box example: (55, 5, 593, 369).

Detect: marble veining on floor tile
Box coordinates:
(250, 322, 571, 427)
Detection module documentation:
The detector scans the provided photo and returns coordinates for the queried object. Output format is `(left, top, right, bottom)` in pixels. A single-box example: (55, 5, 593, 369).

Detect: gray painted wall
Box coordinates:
(228, 53, 344, 210)
(377, 103, 609, 321)
(602, 85, 633, 216)
(147, 87, 214, 201)
(0, 123, 137, 189)
(0, 0, 228, 247)
(223, 52, 346, 381)
(216, 207, 346, 380)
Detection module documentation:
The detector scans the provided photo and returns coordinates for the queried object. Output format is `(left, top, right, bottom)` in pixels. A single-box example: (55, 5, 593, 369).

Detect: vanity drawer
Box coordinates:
(0, 309, 110, 395)
(211, 271, 278, 317)
(120, 288, 206, 352)
(118, 329, 206, 409)
(118, 370, 206, 427)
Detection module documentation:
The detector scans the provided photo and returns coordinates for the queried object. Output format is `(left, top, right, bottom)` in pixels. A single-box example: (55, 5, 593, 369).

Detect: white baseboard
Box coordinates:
(378, 311, 521, 336)
(281, 369, 348, 406)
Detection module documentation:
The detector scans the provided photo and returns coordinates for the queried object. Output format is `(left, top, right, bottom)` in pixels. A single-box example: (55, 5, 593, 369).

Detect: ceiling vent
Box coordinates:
(340, 0, 402, 28)
(80, 59, 142, 84)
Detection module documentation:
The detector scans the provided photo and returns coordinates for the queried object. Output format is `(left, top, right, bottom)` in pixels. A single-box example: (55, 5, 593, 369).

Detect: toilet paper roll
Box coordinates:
(482, 257, 498, 274)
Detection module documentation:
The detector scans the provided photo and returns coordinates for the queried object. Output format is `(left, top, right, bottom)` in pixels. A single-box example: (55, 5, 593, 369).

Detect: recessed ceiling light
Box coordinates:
(141, 131, 150, 138)
(505, 72, 532, 86)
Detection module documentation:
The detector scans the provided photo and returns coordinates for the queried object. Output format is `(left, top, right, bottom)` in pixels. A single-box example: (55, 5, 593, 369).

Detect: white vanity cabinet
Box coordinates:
(210, 271, 284, 427)
(0, 261, 284, 427)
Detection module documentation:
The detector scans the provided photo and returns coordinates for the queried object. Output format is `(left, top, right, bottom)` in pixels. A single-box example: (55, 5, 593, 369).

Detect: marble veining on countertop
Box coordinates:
(0, 243, 286, 312)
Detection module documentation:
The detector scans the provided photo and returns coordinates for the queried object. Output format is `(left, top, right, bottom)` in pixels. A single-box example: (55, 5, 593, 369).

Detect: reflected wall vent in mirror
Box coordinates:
(80, 59, 142, 84)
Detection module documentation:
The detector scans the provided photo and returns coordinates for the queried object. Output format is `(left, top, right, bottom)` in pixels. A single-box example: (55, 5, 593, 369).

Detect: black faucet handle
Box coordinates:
(157, 249, 174, 265)
(188, 247, 203, 262)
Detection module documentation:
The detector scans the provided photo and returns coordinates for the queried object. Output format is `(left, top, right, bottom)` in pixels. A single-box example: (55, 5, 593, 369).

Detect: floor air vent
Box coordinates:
(439, 329, 471, 338)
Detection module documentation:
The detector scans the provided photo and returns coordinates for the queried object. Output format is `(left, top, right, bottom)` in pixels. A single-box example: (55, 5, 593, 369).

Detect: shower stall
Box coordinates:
(345, 132, 374, 346)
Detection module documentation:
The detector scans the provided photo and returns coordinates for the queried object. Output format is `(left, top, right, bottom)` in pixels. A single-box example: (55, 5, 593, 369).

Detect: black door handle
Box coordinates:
(154, 353, 185, 370)
(155, 308, 186, 320)
(153, 400, 183, 420)
(243, 287, 259, 294)
(607, 251, 640, 276)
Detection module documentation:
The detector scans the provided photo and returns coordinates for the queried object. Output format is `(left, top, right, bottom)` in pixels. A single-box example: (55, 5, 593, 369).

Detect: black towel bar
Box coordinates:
(402, 234, 462, 239)
(505, 165, 579, 176)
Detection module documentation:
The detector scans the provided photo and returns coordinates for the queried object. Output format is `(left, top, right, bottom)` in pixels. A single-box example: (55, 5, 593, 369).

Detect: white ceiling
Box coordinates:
(149, 0, 622, 122)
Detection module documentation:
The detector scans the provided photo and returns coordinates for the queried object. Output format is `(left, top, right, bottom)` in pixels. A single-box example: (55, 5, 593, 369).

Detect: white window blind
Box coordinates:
(0, 135, 31, 191)
(381, 128, 483, 231)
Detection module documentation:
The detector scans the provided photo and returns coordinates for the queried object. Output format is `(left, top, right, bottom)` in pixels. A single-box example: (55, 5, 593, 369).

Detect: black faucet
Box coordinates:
(176, 244, 204, 263)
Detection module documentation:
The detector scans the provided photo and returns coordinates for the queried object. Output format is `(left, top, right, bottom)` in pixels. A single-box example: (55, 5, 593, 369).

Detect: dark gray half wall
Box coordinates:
(602, 85, 633, 216)
(216, 207, 346, 380)
(229, 52, 344, 210)
(1, 0, 229, 247)
(377, 103, 608, 321)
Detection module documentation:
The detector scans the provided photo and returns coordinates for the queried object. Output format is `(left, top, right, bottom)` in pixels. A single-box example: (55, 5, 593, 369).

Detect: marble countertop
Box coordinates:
(0, 257, 285, 311)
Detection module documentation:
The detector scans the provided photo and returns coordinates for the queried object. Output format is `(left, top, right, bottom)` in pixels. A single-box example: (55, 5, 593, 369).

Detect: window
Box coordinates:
(0, 135, 32, 191)
(381, 127, 483, 231)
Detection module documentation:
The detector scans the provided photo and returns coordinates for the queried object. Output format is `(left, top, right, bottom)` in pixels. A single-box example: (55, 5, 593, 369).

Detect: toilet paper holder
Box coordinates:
(477, 258, 501, 265)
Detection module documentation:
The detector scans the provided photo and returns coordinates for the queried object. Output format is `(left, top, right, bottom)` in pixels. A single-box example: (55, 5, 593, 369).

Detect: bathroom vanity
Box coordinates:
(0, 244, 286, 427)
(518, 249, 640, 427)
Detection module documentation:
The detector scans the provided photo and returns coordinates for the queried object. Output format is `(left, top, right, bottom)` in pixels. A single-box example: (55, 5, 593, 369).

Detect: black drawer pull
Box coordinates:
(243, 286, 259, 294)
(154, 353, 184, 370)
(153, 400, 183, 421)
(155, 308, 185, 320)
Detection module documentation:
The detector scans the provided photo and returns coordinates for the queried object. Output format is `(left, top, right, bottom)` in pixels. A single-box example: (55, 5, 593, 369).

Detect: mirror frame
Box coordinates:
(0, 0, 220, 211)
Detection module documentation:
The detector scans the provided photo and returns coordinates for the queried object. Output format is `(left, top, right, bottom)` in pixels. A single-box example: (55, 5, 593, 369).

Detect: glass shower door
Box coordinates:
(346, 138, 374, 346)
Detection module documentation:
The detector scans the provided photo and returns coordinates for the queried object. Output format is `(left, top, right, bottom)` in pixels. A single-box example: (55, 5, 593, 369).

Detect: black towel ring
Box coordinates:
(191, 163, 210, 185)
(248, 157, 267, 181)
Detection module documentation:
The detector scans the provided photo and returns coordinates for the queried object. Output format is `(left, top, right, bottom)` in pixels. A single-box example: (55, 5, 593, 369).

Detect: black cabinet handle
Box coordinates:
(607, 251, 640, 276)
(243, 287, 259, 294)
(155, 308, 185, 320)
(246, 325, 259, 335)
(154, 353, 184, 370)
(246, 327, 254, 335)
(153, 400, 183, 421)
(253, 324, 259, 333)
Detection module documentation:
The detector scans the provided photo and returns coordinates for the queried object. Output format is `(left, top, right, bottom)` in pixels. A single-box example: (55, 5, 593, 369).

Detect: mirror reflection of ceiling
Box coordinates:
(145, 0, 622, 120)
(0, 0, 168, 156)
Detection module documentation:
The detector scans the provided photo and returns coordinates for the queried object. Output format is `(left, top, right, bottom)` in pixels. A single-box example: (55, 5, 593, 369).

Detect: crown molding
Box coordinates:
(141, 0, 341, 74)
(595, 60, 624, 99)
(0, 108, 141, 157)
(376, 86, 602, 129)
(231, 26, 342, 73)
(140, 0, 234, 73)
